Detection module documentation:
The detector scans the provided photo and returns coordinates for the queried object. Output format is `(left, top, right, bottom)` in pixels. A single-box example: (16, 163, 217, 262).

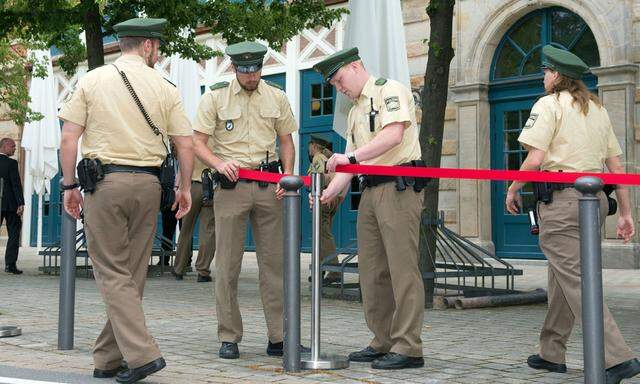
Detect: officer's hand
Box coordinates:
(173, 188, 192, 220)
(215, 160, 240, 182)
(505, 189, 522, 215)
(275, 182, 285, 200)
(616, 214, 635, 243)
(16, 205, 24, 216)
(326, 153, 349, 173)
(64, 189, 84, 220)
(320, 184, 340, 205)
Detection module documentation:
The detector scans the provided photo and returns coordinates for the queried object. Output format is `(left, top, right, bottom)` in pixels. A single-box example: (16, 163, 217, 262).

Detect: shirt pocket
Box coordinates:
(215, 106, 243, 144)
(259, 106, 281, 122)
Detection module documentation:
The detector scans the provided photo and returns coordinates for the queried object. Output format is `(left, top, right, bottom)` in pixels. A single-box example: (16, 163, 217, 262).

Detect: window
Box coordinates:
(310, 83, 334, 116)
(492, 7, 600, 81)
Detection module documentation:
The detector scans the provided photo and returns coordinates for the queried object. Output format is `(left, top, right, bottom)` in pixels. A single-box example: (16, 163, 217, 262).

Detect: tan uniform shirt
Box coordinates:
(193, 79, 298, 168)
(346, 76, 421, 165)
(518, 91, 622, 172)
(308, 152, 329, 174)
(59, 55, 192, 167)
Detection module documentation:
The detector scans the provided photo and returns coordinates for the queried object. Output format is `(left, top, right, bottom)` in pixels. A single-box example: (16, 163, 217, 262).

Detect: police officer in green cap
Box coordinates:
(306, 135, 343, 285)
(313, 47, 426, 370)
(59, 17, 194, 383)
(192, 41, 303, 359)
(506, 45, 639, 382)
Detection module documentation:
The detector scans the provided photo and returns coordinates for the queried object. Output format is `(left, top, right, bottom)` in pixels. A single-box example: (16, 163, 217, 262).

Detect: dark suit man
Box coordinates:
(0, 138, 24, 274)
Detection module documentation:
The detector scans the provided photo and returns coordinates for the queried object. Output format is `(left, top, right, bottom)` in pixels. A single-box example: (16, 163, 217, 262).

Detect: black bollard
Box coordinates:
(575, 176, 605, 384)
(58, 181, 77, 350)
(280, 175, 303, 372)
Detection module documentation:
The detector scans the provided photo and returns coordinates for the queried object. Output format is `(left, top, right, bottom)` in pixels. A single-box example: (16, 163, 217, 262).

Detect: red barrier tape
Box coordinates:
(238, 165, 640, 186)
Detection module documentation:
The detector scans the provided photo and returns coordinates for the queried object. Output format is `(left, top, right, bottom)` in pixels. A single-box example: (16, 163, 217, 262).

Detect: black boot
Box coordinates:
(219, 342, 239, 359)
(5, 264, 22, 274)
(93, 362, 128, 378)
(115, 357, 165, 384)
(371, 353, 424, 370)
(606, 358, 640, 384)
(348, 346, 386, 362)
(266, 341, 310, 356)
(527, 354, 567, 373)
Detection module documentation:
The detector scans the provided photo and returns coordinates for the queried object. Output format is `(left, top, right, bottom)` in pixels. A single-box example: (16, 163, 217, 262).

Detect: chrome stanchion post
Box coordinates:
(575, 176, 605, 384)
(301, 172, 349, 370)
(58, 180, 77, 350)
(281, 175, 303, 372)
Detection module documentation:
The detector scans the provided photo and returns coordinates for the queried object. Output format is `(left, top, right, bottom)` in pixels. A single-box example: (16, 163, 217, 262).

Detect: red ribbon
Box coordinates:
(238, 165, 640, 186)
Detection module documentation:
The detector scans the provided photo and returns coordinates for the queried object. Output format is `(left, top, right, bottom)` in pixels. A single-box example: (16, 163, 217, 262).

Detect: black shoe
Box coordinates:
(527, 354, 567, 373)
(170, 269, 183, 280)
(266, 341, 310, 357)
(348, 346, 386, 362)
(371, 352, 424, 370)
(115, 357, 165, 384)
(219, 342, 239, 359)
(197, 274, 212, 282)
(606, 358, 640, 384)
(93, 362, 128, 378)
(5, 265, 22, 274)
(323, 275, 341, 286)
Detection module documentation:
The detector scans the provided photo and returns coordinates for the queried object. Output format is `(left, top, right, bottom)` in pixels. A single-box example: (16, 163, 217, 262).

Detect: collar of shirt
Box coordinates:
(231, 78, 264, 96)
(357, 76, 377, 105)
(115, 54, 147, 67)
(0, 153, 7, 157)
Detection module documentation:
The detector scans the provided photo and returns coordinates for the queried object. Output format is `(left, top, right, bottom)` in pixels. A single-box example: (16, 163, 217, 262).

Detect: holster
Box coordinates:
(257, 160, 282, 188)
(202, 169, 214, 204)
(532, 182, 554, 204)
(359, 160, 428, 193)
(159, 153, 176, 211)
(214, 172, 238, 190)
(77, 158, 104, 193)
(603, 184, 617, 216)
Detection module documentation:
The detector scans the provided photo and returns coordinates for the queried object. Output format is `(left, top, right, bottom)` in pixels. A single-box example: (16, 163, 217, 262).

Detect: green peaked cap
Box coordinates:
(113, 18, 168, 42)
(312, 47, 360, 81)
(226, 41, 268, 73)
(541, 45, 589, 79)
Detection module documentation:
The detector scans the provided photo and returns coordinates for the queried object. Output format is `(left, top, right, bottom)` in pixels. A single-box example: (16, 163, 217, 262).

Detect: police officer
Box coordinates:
(173, 139, 216, 282)
(307, 135, 342, 284)
(59, 18, 194, 383)
(505, 45, 639, 383)
(314, 48, 425, 370)
(192, 41, 298, 359)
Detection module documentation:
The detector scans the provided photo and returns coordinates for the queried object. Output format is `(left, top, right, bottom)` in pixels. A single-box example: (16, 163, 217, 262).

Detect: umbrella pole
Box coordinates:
(37, 191, 43, 250)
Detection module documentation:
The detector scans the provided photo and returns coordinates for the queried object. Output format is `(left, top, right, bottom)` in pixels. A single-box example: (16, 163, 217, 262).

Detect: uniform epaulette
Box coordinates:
(265, 80, 283, 90)
(164, 78, 176, 87)
(210, 81, 230, 91)
(375, 78, 387, 86)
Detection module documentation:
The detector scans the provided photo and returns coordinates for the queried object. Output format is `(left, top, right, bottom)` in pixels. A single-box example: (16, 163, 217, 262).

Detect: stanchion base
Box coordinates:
(300, 353, 349, 370)
(0, 326, 21, 338)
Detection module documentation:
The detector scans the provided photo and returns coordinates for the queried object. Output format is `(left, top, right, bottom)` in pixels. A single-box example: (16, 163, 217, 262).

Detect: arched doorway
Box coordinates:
(489, 6, 600, 259)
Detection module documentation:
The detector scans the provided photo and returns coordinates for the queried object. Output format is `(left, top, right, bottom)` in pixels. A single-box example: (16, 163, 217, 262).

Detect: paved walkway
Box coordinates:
(0, 249, 639, 383)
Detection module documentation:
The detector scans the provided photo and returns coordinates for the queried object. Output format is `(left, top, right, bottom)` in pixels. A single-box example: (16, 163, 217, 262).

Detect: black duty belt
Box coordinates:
(360, 160, 425, 187)
(103, 164, 161, 178)
(552, 183, 574, 191)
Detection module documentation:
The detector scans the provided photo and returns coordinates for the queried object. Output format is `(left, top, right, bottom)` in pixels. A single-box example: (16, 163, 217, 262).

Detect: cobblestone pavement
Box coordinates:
(0, 250, 639, 383)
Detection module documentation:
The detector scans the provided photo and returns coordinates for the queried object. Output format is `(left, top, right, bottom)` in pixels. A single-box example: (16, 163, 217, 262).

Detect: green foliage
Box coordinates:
(0, 40, 47, 125)
(0, 0, 347, 125)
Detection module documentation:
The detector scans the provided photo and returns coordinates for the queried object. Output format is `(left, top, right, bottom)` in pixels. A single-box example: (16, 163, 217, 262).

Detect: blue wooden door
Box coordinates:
(30, 172, 62, 246)
(489, 6, 600, 258)
(299, 70, 357, 252)
(490, 100, 541, 258)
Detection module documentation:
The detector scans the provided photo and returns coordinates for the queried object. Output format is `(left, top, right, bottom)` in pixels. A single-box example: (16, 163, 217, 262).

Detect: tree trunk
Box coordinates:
(419, 0, 455, 308)
(82, 0, 104, 70)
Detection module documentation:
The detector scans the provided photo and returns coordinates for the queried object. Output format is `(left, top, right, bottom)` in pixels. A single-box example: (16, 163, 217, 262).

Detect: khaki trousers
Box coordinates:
(83, 173, 162, 370)
(174, 181, 215, 276)
(320, 200, 340, 277)
(357, 183, 424, 357)
(538, 188, 635, 368)
(213, 182, 283, 343)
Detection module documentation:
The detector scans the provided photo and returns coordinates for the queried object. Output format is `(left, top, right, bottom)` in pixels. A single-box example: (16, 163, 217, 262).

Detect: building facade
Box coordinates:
(3, 0, 638, 268)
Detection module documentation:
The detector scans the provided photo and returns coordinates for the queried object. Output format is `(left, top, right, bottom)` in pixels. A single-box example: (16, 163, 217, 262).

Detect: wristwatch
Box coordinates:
(346, 152, 358, 164)
(61, 182, 80, 191)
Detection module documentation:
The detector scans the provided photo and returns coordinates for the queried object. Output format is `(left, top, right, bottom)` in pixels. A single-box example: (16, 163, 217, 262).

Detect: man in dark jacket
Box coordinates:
(0, 138, 24, 274)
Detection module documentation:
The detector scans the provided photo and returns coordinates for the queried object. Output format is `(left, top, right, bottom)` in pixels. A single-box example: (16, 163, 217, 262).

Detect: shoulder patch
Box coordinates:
(164, 78, 176, 87)
(375, 78, 387, 86)
(210, 81, 230, 91)
(384, 96, 400, 112)
(265, 80, 283, 90)
(523, 113, 539, 129)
